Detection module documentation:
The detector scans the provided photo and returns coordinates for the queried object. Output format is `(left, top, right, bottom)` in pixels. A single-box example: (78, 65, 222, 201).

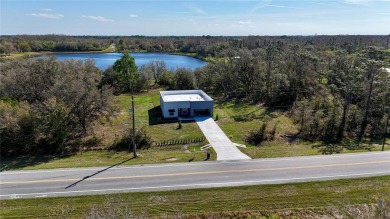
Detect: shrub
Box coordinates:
(111, 127, 152, 151)
(244, 123, 267, 146)
(233, 114, 254, 122)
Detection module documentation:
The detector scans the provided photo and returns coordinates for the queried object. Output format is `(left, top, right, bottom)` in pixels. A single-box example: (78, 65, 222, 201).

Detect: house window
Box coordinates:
(168, 109, 175, 116)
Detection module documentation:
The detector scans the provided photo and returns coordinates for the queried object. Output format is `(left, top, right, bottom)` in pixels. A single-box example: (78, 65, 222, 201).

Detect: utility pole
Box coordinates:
(382, 108, 389, 152)
(130, 95, 137, 157)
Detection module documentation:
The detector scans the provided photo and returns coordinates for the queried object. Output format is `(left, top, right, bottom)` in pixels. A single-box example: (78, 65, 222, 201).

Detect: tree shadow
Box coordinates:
(312, 144, 343, 155)
(64, 156, 135, 189)
(0, 153, 74, 171)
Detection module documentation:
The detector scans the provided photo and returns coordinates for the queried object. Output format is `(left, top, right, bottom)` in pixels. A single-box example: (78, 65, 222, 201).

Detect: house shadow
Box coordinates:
(148, 106, 178, 125)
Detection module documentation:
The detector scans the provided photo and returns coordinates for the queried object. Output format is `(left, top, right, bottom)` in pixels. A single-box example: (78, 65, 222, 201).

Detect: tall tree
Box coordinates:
(175, 68, 195, 90)
(328, 51, 363, 141)
(264, 43, 280, 101)
(357, 47, 387, 142)
(113, 53, 139, 93)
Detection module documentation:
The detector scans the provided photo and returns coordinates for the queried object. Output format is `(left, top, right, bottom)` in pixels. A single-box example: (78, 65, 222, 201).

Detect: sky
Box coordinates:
(1, 0, 389, 36)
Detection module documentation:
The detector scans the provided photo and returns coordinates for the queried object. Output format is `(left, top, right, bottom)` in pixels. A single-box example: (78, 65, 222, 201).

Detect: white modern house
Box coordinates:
(160, 90, 214, 119)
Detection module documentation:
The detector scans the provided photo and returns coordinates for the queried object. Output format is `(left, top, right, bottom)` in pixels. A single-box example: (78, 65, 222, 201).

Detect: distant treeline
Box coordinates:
(0, 34, 389, 56)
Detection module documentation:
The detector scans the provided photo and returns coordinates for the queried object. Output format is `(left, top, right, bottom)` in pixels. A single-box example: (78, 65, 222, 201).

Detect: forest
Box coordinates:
(0, 35, 389, 157)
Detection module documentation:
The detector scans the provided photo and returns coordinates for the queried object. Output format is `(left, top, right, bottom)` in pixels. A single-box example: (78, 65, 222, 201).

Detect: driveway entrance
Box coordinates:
(194, 117, 251, 161)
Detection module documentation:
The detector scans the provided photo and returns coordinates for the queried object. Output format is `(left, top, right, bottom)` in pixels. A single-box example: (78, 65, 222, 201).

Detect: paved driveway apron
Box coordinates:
(194, 116, 251, 161)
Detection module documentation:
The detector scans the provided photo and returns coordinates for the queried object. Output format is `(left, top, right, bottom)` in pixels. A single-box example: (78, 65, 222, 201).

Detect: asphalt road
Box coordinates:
(1, 151, 389, 199)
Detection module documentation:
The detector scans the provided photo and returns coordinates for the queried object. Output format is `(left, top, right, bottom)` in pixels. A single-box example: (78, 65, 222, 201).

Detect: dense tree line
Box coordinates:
(194, 45, 389, 144)
(0, 58, 113, 156)
(0, 35, 112, 54)
(1, 35, 388, 57)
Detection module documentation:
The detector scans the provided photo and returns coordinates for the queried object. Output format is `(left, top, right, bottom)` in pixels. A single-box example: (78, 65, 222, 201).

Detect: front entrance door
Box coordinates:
(178, 108, 190, 117)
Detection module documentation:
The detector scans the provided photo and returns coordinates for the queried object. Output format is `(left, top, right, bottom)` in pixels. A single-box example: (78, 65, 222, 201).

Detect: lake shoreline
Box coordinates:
(28, 51, 207, 70)
(3, 50, 207, 62)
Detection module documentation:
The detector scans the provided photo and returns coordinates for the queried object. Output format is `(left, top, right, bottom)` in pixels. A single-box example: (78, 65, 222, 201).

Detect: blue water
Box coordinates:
(39, 53, 207, 71)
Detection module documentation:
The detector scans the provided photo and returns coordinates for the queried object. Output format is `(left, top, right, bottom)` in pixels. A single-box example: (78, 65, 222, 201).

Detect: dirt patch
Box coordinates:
(164, 157, 178, 161)
(182, 145, 191, 153)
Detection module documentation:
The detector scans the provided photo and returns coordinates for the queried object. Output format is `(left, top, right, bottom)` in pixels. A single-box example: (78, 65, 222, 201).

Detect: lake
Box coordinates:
(39, 53, 207, 71)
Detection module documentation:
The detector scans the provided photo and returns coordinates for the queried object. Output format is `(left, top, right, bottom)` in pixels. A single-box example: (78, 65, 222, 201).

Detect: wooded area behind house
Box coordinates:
(0, 35, 389, 157)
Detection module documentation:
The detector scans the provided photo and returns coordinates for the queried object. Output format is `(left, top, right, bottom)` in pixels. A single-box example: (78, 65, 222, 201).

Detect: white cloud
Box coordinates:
(250, 0, 272, 13)
(82, 15, 113, 22)
(193, 6, 206, 15)
(343, 0, 368, 3)
(238, 20, 252, 25)
(129, 14, 138, 18)
(28, 12, 64, 19)
(184, 3, 206, 15)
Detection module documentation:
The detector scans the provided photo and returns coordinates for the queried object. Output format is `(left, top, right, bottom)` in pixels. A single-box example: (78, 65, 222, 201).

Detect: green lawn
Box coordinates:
(1, 176, 389, 218)
(110, 90, 206, 143)
(0, 145, 214, 171)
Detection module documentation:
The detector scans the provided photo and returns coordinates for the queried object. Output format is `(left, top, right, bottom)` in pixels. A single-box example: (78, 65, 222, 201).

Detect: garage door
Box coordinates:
(194, 109, 210, 116)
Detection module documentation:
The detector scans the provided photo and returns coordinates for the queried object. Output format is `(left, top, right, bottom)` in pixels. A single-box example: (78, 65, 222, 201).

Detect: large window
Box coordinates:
(168, 109, 175, 116)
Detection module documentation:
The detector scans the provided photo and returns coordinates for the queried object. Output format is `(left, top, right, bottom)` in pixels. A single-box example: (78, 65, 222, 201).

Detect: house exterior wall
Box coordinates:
(160, 90, 214, 119)
(162, 101, 191, 118)
(190, 101, 213, 117)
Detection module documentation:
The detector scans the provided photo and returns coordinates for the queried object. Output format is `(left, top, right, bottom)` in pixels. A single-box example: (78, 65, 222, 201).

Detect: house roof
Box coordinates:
(160, 90, 213, 102)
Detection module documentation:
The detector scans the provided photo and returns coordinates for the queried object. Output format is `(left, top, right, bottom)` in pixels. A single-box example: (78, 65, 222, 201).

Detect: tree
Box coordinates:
(357, 47, 388, 142)
(60, 59, 113, 133)
(0, 100, 35, 156)
(113, 53, 139, 93)
(264, 43, 280, 101)
(35, 97, 70, 152)
(139, 60, 167, 85)
(149, 60, 167, 84)
(328, 51, 363, 141)
(0, 58, 114, 156)
(175, 68, 195, 90)
(0, 44, 10, 54)
(284, 45, 320, 102)
(194, 64, 217, 92)
(17, 42, 31, 53)
(158, 71, 176, 89)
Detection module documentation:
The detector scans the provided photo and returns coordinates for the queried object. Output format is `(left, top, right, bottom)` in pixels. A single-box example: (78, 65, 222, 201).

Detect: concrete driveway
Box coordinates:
(195, 116, 251, 161)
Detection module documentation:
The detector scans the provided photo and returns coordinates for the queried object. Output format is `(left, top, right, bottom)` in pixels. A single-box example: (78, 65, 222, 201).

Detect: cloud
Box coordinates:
(192, 6, 206, 15)
(341, 0, 389, 4)
(184, 3, 206, 15)
(27, 9, 64, 19)
(82, 15, 113, 22)
(250, 0, 301, 14)
(238, 20, 252, 25)
(342, 0, 369, 4)
(129, 14, 138, 18)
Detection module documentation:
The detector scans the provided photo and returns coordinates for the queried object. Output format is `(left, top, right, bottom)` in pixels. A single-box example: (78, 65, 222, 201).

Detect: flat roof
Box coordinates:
(160, 90, 213, 102)
(163, 94, 204, 102)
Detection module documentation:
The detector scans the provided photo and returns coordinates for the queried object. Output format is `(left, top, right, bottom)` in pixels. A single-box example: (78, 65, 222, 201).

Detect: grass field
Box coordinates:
(0, 145, 214, 171)
(1, 176, 389, 218)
